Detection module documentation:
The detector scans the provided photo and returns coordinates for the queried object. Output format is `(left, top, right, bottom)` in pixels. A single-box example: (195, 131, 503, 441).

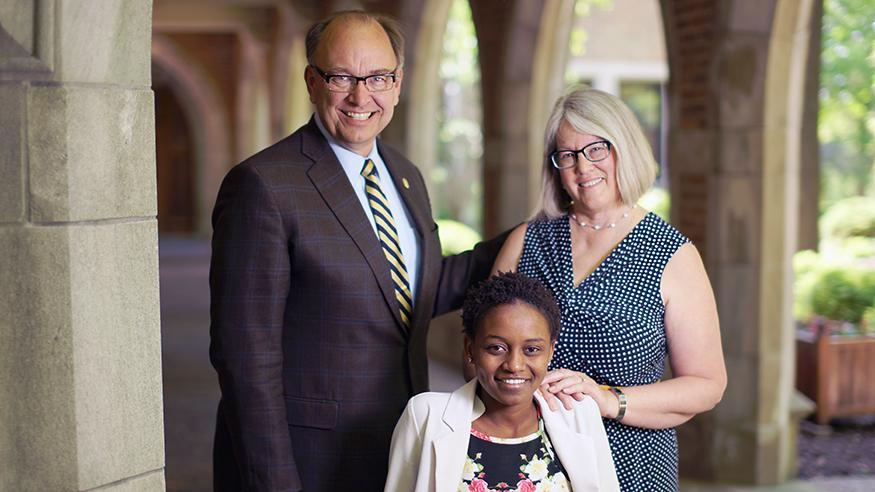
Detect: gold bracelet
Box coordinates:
(608, 386, 627, 421)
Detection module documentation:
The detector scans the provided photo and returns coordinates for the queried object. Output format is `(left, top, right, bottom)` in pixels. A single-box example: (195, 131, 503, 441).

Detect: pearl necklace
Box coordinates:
(570, 207, 633, 231)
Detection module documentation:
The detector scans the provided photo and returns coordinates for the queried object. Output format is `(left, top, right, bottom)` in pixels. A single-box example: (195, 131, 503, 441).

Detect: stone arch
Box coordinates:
(407, 0, 480, 392)
(470, 1, 549, 235)
(274, 5, 312, 137)
(152, 35, 232, 234)
(235, 29, 272, 159)
(659, 0, 820, 483)
(405, 0, 453, 194)
(759, 0, 818, 481)
(527, 0, 576, 211)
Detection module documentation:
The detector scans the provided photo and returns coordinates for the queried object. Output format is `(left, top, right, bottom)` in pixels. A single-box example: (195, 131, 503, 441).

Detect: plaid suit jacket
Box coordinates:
(209, 119, 503, 491)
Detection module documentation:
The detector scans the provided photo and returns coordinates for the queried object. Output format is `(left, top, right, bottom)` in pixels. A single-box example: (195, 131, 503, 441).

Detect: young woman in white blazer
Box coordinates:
(385, 273, 619, 492)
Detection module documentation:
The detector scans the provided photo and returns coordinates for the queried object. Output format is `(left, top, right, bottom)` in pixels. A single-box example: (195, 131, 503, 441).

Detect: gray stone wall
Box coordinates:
(0, 1, 165, 490)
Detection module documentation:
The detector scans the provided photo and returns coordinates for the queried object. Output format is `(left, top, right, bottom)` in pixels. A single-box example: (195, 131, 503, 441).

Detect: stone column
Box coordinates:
(665, 0, 817, 485)
(797, 0, 822, 252)
(0, 1, 165, 491)
(471, 0, 546, 236)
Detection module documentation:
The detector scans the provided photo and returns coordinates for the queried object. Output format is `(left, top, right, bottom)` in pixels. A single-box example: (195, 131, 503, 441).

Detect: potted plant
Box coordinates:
(794, 253, 875, 423)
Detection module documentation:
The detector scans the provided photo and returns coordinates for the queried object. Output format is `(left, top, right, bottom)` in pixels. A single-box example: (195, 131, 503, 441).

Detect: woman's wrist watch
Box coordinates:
(607, 386, 627, 421)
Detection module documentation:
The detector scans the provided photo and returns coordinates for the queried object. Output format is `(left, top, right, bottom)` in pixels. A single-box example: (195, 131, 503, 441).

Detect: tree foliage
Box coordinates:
(434, 0, 483, 231)
(819, 0, 875, 206)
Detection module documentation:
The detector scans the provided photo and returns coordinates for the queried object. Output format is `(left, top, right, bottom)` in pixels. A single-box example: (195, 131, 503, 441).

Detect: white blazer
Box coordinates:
(384, 379, 620, 492)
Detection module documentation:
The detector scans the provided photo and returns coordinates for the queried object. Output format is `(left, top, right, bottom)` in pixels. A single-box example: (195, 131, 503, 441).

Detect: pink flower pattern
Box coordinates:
(468, 479, 488, 492)
(516, 479, 536, 492)
(460, 426, 570, 491)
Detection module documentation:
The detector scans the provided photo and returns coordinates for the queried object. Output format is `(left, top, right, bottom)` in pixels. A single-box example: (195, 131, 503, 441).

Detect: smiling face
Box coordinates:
(555, 119, 622, 211)
(305, 18, 402, 156)
(465, 302, 554, 412)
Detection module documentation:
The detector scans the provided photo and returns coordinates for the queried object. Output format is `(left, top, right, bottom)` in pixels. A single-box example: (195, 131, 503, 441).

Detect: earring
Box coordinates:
(465, 355, 472, 364)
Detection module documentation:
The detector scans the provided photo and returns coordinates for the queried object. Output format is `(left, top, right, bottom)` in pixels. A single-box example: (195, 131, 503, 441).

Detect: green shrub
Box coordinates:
(863, 304, 875, 334)
(809, 268, 875, 325)
(859, 270, 875, 310)
(839, 237, 875, 259)
(820, 196, 875, 240)
(793, 250, 822, 321)
(436, 219, 481, 255)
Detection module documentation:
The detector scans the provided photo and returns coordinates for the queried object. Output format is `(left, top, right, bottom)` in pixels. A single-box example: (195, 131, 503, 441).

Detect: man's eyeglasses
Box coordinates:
(309, 65, 398, 93)
(550, 140, 612, 169)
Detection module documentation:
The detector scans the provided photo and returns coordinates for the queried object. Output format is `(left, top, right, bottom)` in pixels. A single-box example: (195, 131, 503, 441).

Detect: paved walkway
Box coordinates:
(160, 237, 216, 492)
(158, 237, 875, 491)
(685, 477, 875, 492)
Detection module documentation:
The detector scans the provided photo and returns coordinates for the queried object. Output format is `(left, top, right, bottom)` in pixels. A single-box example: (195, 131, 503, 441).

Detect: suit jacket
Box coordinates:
(209, 119, 505, 491)
(384, 379, 620, 492)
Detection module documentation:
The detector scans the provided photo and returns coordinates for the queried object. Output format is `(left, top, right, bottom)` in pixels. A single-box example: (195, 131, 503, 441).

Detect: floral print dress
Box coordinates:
(459, 419, 571, 492)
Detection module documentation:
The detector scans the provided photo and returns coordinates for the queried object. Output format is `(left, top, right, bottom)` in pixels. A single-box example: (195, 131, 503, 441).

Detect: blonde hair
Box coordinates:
(537, 86, 657, 219)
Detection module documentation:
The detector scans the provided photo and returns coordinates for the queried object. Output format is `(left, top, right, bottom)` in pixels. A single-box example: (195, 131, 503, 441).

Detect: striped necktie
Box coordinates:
(361, 159, 413, 329)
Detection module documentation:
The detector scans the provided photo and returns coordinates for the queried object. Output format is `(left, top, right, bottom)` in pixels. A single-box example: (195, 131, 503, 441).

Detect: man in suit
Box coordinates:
(209, 10, 503, 491)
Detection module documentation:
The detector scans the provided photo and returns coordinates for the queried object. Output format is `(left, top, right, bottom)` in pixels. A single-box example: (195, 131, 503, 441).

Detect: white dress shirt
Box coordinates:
(314, 114, 420, 300)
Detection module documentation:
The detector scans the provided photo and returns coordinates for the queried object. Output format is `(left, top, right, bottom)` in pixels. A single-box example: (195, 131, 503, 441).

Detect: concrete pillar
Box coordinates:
(0, 1, 165, 491)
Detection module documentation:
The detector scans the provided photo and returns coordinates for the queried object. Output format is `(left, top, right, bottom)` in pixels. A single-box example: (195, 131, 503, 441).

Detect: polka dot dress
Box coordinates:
(518, 212, 689, 492)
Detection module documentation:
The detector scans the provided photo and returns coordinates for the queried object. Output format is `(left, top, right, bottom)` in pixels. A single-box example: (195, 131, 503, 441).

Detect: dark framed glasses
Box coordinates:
(550, 140, 612, 169)
(309, 65, 398, 92)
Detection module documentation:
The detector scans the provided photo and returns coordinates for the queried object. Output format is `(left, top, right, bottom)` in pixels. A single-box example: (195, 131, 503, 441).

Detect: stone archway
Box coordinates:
(661, 0, 820, 484)
(470, 1, 550, 235)
(759, 0, 819, 482)
(527, 0, 576, 211)
(405, 0, 452, 187)
(274, 4, 312, 137)
(153, 65, 197, 233)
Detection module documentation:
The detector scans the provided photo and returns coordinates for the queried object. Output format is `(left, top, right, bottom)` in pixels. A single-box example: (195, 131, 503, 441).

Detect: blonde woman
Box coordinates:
(491, 87, 726, 491)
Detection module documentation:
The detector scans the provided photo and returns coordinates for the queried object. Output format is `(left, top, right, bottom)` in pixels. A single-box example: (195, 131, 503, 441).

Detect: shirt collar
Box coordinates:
(313, 112, 381, 168)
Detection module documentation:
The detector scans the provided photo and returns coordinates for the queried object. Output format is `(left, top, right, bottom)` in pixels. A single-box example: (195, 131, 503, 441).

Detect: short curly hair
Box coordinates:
(461, 272, 561, 341)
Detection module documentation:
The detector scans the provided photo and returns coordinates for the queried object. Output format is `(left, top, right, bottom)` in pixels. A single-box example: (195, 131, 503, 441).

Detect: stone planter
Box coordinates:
(796, 319, 875, 424)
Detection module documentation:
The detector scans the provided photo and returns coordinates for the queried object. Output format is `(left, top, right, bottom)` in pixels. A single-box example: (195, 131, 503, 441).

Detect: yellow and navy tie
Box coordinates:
(361, 159, 413, 329)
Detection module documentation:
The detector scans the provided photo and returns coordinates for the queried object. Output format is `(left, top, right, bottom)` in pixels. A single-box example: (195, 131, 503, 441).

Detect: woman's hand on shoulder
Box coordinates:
(490, 223, 528, 275)
(539, 369, 618, 418)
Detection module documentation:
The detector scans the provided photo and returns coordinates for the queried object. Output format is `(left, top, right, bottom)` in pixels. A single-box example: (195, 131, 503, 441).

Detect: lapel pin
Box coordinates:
(402, 178, 410, 189)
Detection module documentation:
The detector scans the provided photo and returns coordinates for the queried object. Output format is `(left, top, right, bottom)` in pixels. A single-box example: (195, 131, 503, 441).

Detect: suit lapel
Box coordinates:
(302, 122, 407, 332)
(433, 430, 469, 492)
(434, 380, 482, 492)
(379, 143, 437, 330)
(536, 393, 601, 491)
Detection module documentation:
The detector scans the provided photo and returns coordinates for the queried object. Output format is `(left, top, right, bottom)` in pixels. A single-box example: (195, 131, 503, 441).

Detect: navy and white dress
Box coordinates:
(517, 212, 689, 491)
